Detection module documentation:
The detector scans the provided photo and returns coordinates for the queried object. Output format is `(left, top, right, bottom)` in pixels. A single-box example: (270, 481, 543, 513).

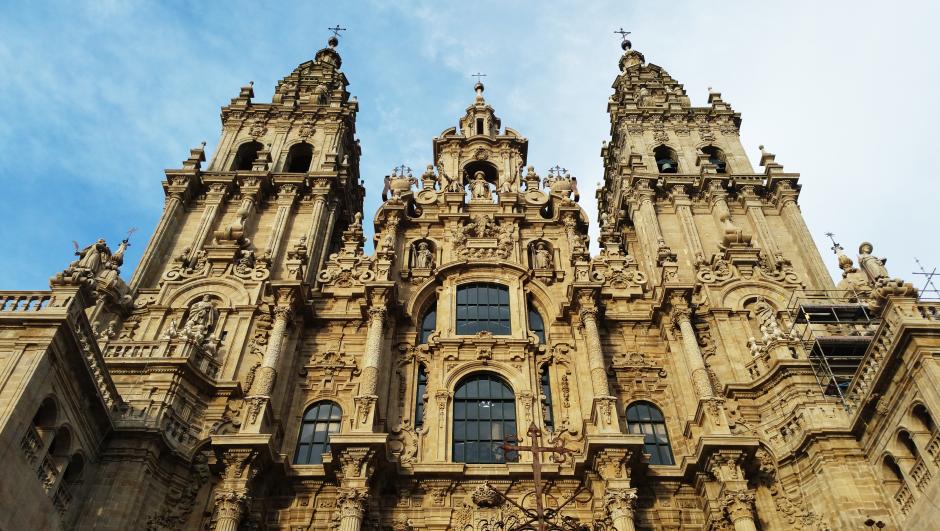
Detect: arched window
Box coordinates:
(883, 455, 904, 483)
(528, 300, 546, 344)
(456, 283, 511, 335)
(420, 303, 437, 344)
(626, 402, 674, 465)
(654, 145, 678, 174)
(63, 453, 85, 485)
(898, 430, 919, 459)
(913, 404, 935, 433)
(285, 142, 313, 173)
(540, 365, 554, 432)
(453, 373, 517, 463)
(414, 364, 428, 428)
(294, 401, 342, 465)
(701, 145, 728, 174)
(232, 141, 263, 171)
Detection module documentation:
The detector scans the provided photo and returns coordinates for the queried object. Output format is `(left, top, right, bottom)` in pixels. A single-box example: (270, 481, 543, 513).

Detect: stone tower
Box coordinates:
(1, 34, 939, 531)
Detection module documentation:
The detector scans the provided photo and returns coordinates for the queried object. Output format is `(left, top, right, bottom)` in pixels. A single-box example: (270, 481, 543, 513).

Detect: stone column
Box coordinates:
(580, 306, 610, 397)
(360, 306, 386, 396)
(739, 185, 782, 267)
(630, 180, 675, 270)
(263, 184, 299, 265)
(211, 448, 259, 531)
(244, 289, 295, 428)
(188, 182, 229, 263)
(303, 182, 331, 284)
(336, 488, 368, 531)
(606, 489, 638, 531)
(777, 189, 833, 290)
(129, 190, 185, 291)
(669, 184, 706, 273)
(723, 492, 758, 531)
(671, 307, 715, 399)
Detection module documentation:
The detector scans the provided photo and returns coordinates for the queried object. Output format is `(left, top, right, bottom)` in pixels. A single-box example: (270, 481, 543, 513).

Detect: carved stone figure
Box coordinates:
(181, 295, 219, 342)
(469, 171, 491, 200)
(74, 239, 111, 276)
(414, 242, 434, 269)
(533, 242, 552, 269)
(857, 242, 889, 283)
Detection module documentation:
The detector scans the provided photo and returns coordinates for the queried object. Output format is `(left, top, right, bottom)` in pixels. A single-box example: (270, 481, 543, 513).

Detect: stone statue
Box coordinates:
(469, 171, 490, 200)
(181, 295, 219, 342)
(74, 239, 111, 276)
(533, 242, 552, 269)
(858, 242, 889, 283)
(414, 242, 434, 269)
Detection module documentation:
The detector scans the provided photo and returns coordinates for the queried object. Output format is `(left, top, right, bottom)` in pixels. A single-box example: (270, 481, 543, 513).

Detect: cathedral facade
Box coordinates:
(1, 35, 938, 531)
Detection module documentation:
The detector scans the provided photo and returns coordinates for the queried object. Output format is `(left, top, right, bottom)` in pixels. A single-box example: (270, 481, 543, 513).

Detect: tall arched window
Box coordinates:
(295, 401, 342, 465)
(528, 300, 546, 344)
(898, 430, 920, 460)
(883, 454, 904, 483)
(626, 401, 674, 465)
(453, 373, 517, 463)
(654, 145, 678, 174)
(913, 404, 935, 433)
(420, 303, 437, 344)
(540, 365, 554, 432)
(414, 364, 428, 428)
(285, 142, 313, 173)
(231, 141, 263, 171)
(456, 283, 511, 335)
(701, 145, 728, 174)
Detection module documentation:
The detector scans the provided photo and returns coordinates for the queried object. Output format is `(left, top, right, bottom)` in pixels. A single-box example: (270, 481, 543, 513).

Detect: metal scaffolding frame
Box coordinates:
(786, 290, 879, 406)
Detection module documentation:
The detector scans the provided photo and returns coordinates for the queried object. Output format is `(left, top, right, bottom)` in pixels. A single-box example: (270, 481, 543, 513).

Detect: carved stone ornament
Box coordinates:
(471, 483, 502, 508)
(317, 213, 376, 287)
(450, 215, 516, 260)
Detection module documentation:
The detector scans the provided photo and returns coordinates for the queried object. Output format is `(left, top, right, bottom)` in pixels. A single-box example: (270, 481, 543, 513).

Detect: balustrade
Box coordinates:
(0, 291, 55, 312)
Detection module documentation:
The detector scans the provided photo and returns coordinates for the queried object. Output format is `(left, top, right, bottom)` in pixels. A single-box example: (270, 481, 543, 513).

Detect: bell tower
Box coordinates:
(598, 37, 833, 291)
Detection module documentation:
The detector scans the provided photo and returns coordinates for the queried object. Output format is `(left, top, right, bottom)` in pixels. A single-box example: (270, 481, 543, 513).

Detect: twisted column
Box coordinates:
(671, 307, 715, 399)
(249, 304, 293, 396)
(359, 306, 387, 395)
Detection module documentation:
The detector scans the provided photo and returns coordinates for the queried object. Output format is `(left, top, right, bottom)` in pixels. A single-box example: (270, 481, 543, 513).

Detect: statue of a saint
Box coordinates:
(857, 242, 889, 283)
(414, 242, 434, 269)
(533, 242, 552, 269)
(181, 295, 219, 342)
(74, 239, 111, 276)
(470, 171, 490, 200)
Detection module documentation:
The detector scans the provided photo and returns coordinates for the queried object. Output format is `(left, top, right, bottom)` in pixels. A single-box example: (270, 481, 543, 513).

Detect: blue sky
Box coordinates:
(1, 1, 938, 294)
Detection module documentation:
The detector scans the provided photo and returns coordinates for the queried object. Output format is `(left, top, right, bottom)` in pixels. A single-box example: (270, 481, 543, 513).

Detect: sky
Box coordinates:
(1, 1, 938, 295)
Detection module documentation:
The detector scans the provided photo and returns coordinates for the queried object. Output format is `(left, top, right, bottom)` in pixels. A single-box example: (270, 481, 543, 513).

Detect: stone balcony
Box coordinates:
(102, 337, 222, 381)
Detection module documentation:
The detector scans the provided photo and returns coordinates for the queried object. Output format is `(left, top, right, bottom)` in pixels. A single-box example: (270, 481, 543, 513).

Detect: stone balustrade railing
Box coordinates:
(103, 339, 220, 380)
(926, 431, 940, 463)
(910, 457, 932, 492)
(894, 483, 914, 515)
(845, 299, 938, 413)
(20, 424, 42, 465)
(0, 291, 57, 313)
(53, 482, 72, 515)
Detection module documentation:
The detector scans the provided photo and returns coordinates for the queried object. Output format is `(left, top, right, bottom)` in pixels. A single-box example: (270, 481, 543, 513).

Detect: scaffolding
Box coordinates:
(786, 290, 879, 405)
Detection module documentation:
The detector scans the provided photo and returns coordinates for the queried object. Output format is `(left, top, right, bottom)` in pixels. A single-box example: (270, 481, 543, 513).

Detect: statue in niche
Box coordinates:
(857, 242, 889, 284)
(181, 295, 219, 342)
(753, 300, 785, 342)
(469, 171, 491, 200)
(413, 241, 434, 269)
(532, 242, 553, 269)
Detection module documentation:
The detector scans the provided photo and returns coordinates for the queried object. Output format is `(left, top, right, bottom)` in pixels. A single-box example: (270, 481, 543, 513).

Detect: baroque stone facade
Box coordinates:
(0, 35, 938, 530)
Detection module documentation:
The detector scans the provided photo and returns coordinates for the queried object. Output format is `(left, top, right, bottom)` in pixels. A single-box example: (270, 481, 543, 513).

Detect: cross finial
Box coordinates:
(471, 72, 487, 84)
(548, 165, 567, 177)
(328, 25, 346, 38)
(614, 28, 631, 41)
(824, 232, 843, 255)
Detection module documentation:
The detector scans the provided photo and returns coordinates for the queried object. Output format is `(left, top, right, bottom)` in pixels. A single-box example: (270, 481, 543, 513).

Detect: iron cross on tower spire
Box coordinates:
(327, 25, 346, 38)
(471, 72, 487, 84)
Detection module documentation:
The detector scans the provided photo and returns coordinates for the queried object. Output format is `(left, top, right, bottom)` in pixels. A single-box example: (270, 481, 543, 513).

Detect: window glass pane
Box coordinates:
(453, 374, 517, 464)
(625, 402, 673, 466)
(294, 402, 342, 464)
(456, 284, 511, 336)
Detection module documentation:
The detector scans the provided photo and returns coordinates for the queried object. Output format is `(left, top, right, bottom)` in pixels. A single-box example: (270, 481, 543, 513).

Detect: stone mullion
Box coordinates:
(129, 193, 184, 291)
